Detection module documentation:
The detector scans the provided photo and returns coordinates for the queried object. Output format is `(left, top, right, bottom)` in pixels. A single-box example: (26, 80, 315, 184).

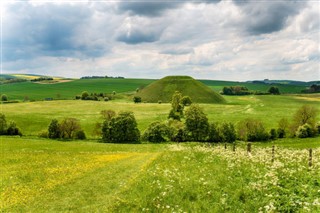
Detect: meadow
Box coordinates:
(1, 77, 320, 212)
(1, 137, 319, 212)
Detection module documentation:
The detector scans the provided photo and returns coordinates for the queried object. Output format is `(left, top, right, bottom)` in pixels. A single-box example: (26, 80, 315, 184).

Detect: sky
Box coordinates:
(1, 0, 320, 81)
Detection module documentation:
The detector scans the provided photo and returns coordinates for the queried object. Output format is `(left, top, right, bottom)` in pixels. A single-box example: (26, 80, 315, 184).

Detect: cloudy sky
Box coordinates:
(1, 0, 319, 81)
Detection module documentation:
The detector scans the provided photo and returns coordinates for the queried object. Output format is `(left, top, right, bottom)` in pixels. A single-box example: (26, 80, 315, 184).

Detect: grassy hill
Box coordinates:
(137, 76, 226, 103)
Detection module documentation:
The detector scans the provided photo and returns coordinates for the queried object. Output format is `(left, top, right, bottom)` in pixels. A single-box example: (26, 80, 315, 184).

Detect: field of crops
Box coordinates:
(1, 137, 319, 212)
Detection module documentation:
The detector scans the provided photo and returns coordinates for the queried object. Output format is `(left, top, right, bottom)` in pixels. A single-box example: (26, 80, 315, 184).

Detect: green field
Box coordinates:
(1, 137, 319, 212)
(1, 76, 320, 212)
(1, 76, 309, 101)
(2, 94, 319, 138)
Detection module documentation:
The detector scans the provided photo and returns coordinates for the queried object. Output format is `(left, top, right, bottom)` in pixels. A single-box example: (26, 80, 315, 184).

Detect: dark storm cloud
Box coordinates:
(117, 1, 181, 17)
(234, 0, 307, 35)
(2, 2, 107, 61)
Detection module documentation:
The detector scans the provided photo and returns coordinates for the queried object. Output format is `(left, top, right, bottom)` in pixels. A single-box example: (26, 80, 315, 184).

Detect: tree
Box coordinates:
(81, 91, 89, 100)
(237, 119, 269, 142)
(142, 121, 170, 143)
(168, 91, 184, 120)
(268, 86, 280, 95)
(184, 104, 209, 141)
(1, 94, 8, 101)
(48, 119, 61, 139)
(60, 118, 81, 139)
(293, 105, 317, 127)
(277, 118, 289, 138)
(6, 121, 22, 136)
(207, 122, 222, 143)
(270, 129, 277, 140)
(296, 123, 315, 138)
(0, 113, 7, 135)
(181, 96, 192, 106)
(102, 111, 140, 143)
(220, 122, 236, 143)
(75, 130, 86, 140)
(133, 96, 142, 103)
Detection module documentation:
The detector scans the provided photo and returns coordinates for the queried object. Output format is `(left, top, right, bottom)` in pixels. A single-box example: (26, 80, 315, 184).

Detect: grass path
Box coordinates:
(0, 137, 163, 212)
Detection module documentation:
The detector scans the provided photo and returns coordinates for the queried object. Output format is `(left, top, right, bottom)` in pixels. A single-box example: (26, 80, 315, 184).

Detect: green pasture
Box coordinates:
(1, 77, 308, 102)
(1, 137, 319, 212)
(2, 94, 319, 139)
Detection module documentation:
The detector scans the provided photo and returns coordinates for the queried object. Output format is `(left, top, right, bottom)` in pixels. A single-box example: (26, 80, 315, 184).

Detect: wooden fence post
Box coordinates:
(233, 143, 236, 152)
(272, 145, 275, 163)
(309, 148, 312, 167)
(247, 142, 251, 155)
(224, 143, 227, 150)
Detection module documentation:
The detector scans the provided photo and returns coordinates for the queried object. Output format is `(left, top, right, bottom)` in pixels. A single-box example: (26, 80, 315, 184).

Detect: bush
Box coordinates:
(81, 91, 89, 100)
(75, 130, 86, 140)
(6, 121, 22, 136)
(277, 118, 289, 138)
(1, 94, 8, 101)
(142, 122, 170, 143)
(38, 131, 48, 138)
(207, 122, 222, 143)
(102, 111, 140, 143)
(268, 86, 280, 95)
(237, 119, 269, 142)
(75, 95, 81, 100)
(168, 91, 184, 120)
(167, 120, 186, 142)
(60, 118, 81, 139)
(181, 96, 192, 106)
(0, 113, 7, 135)
(220, 122, 236, 143)
(270, 128, 277, 140)
(133, 96, 142, 103)
(296, 123, 315, 138)
(48, 119, 61, 139)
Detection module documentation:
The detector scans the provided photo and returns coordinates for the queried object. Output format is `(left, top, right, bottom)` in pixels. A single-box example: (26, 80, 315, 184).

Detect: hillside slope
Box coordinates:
(137, 76, 226, 103)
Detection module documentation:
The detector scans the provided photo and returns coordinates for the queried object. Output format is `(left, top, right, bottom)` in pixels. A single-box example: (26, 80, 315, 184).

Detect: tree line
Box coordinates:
(222, 86, 280, 95)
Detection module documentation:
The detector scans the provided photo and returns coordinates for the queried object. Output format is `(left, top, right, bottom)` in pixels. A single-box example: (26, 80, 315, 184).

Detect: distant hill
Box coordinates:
(136, 76, 226, 103)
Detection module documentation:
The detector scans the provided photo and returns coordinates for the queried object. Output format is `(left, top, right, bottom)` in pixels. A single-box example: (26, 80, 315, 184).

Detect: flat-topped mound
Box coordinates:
(137, 76, 226, 103)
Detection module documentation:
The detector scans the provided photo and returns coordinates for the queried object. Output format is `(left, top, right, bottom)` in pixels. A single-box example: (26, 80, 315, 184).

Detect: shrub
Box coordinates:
(185, 104, 209, 142)
(142, 122, 170, 143)
(1, 94, 8, 101)
(181, 96, 192, 106)
(38, 131, 48, 138)
(60, 118, 81, 139)
(268, 86, 280, 95)
(48, 119, 61, 139)
(277, 118, 289, 138)
(296, 123, 315, 138)
(75, 130, 86, 140)
(220, 122, 236, 143)
(6, 121, 22, 136)
(237, 119, 269, 142)
(75, 95, 81, 100)
(102, 111, 140, 143)
(0, 113, 7, 135)
(133, 96, 142, 103)
(270, 128, 277, 140)
(167, 120, 186, 142)
(104, 97, 109, 101)
(81, 91, 89, 100)
(207, 122, 222, 143)
(168, 91, 184, 120)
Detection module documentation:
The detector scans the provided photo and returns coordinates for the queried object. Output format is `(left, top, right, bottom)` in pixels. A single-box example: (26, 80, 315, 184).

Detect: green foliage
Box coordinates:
(220, 122, 237, 143)
(133, 96, 142, 103)
(142, 121, 171, 143)
(277, 118, 289, 138)
(102, 111, 140, 143)
(167, 119, 186, 142)
(137, 76, 225, 103)
(293, 105, 318, 127)
(222, 86, 252, 95)
(75, 130, 86, 140)
(207, 122, 222, 142)
(270, 128, 277, 140)
(81, 91, 89, 100)
(295, 123, 315, 138)
(168, 91, 184, 120)
(181, 96, 192, 106)
(237, 119, 269, 142)
(0, 113, 7, 135)
(268, 86, 280, 94)
(184, 104, 209, 141)
(60, 118, 82, 139)
(48, 119, 61, 139)
(6, 121, 22, 136)
(1, 94, 8, 101)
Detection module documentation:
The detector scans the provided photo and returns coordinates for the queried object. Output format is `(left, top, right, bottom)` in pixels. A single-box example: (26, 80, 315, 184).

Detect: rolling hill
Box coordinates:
(136, 76, 226, 103)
